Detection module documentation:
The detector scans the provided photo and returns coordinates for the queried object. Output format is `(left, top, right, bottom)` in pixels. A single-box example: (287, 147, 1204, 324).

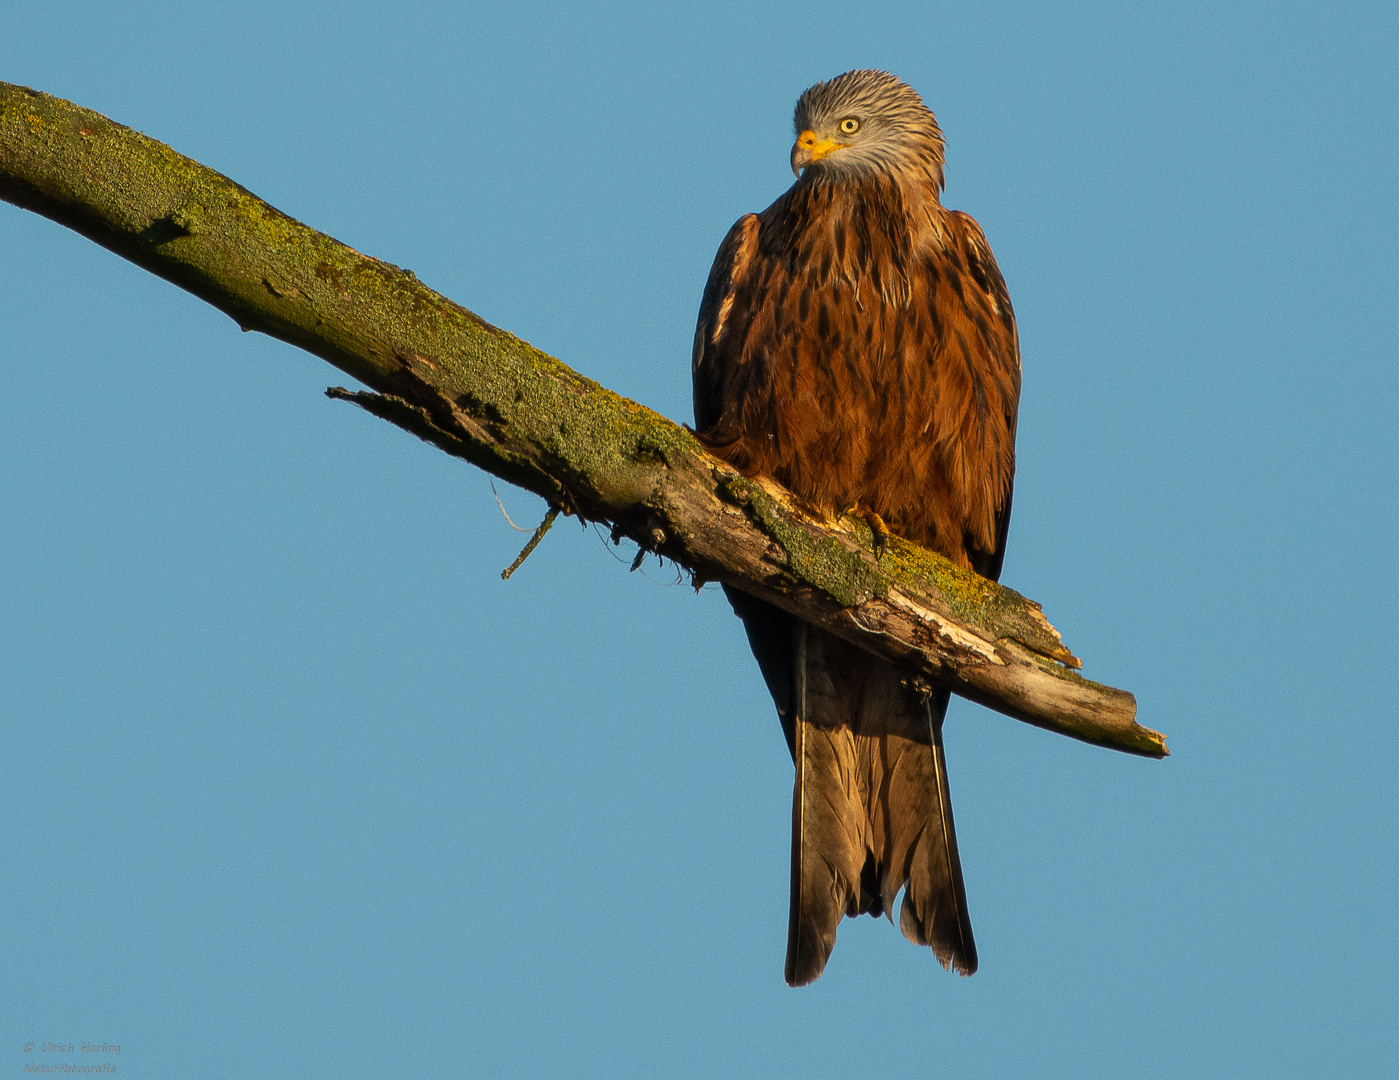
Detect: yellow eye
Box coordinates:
(839, 117, 860, 135)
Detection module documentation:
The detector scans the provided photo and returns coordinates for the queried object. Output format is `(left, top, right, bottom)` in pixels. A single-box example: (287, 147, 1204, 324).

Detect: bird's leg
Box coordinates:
(844, 504, 891, 559)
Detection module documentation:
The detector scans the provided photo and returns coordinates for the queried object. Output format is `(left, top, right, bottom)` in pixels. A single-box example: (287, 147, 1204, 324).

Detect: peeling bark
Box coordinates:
(0, 82, 1165, 758)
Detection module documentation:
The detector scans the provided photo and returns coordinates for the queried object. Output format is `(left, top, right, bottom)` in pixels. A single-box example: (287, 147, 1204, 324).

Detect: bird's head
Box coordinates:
(790, 69, 945, 191)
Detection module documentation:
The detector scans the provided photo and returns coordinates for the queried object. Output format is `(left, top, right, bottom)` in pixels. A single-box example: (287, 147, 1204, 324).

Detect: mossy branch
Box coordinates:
(0, 82, 1165, 758)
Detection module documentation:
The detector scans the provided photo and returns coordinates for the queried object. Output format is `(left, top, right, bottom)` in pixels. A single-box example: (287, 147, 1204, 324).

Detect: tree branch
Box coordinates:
(0, 82, 1165, 758)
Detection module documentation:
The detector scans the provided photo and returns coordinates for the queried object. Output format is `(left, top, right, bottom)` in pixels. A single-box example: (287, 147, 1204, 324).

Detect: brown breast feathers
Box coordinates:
(693, 173, 1020, 575)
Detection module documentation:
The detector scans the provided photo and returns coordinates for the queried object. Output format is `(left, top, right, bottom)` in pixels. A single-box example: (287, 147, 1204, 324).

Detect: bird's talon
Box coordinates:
(857, 508, 891, 559)
(870, 520, 890, 559)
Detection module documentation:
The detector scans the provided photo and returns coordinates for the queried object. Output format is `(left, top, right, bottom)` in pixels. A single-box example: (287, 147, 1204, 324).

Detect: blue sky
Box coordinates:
(3, 2, 1396, 1077)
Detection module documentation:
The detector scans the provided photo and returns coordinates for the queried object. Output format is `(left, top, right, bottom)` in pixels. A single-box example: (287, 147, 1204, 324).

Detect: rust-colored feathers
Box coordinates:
(692, 71, 1020, 985)
(692, 173, 1019, 578)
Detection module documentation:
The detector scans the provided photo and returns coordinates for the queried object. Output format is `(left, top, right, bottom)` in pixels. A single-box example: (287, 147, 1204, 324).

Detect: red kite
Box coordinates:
(693, 70, 1020, 985)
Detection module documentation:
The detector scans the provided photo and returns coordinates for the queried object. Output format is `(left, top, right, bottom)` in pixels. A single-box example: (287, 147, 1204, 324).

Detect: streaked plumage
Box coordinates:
(692, 70, 1020, 985)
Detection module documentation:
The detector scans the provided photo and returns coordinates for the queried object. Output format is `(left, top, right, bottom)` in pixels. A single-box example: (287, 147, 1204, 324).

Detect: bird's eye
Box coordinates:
(839, 117, 861, 135)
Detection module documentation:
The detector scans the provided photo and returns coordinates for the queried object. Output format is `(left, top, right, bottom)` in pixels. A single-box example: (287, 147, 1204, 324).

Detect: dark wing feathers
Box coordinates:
(693, 213, 759, 432)
(945, 210, 1019, 580)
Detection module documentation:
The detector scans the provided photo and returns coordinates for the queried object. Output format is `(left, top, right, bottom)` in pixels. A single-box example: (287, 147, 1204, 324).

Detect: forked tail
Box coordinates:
(785, 622, 977, 986)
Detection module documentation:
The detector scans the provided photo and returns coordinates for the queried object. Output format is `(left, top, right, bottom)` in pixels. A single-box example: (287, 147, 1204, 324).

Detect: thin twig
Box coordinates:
(501, 506, 560, 580)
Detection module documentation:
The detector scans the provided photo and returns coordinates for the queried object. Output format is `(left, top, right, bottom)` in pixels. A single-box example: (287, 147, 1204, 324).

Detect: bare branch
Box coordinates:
(0, 82, 1164, 758)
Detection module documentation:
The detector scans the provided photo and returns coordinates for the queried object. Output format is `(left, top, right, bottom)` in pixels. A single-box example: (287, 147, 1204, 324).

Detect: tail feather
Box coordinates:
(784, 624, 977, 985)
(786, 712, 867, 985)
(895, 704, 977, 975)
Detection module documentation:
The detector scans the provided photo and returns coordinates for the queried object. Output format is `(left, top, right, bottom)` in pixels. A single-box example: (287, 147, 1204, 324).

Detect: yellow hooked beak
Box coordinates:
(790, 129, 846, 176)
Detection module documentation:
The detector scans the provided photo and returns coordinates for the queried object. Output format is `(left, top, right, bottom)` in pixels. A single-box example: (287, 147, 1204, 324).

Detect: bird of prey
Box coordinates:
(692, 70, 1020, 986)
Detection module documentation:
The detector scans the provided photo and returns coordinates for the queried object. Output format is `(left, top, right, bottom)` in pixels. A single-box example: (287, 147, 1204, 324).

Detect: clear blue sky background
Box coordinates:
(3, 2, 1396, 1077)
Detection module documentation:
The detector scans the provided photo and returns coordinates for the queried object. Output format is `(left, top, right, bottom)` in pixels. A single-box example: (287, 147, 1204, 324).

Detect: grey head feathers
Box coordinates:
(792, 69, 945, 191)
